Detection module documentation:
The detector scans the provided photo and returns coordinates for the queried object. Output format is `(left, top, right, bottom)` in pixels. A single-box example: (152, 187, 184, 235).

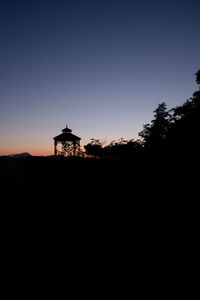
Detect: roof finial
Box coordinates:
(62, 125, 72, 133)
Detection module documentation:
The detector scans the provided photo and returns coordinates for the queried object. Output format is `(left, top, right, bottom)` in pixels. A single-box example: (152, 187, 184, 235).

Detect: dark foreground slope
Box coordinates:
(0, 154, 198, 199)
(0, 155, 146, 185)
(1, 155, 198, 300)
(0, 152, 198, 183)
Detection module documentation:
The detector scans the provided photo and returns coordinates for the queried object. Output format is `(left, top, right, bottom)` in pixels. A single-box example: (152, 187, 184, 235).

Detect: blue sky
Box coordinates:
(0, 0, 199, 155)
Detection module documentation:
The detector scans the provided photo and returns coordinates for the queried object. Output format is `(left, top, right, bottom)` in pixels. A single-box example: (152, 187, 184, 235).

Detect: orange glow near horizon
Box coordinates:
(0, 135, 139, 156)
(0, 142, 88, 157)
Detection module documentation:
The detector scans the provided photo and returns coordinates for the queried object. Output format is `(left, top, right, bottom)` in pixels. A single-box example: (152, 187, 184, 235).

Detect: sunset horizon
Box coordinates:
(1, 0, 200, 157)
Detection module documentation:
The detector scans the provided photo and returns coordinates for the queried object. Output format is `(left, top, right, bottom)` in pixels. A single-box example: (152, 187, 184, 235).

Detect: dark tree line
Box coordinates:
(84, 138, 142, 160)
(84, 69, 200, 160)
(139, 69, 200, 156)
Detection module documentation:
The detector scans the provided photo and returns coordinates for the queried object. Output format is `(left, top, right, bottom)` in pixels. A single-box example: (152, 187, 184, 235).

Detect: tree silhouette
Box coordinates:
(84, 69, 200, 161)
(139, 102, 170, 150)
(84, 139, 103, 158)
(84, 138, 142, 160)
(195, 69, 200, 86)
(102, 138, 142, 160)
(166, 68, 200, 155)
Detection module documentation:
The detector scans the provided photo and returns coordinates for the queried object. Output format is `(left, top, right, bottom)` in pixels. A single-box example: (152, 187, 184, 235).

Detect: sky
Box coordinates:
(0, 0, 200, 155)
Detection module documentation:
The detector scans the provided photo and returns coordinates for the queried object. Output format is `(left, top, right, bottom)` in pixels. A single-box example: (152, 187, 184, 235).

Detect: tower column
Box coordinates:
(54, 140, 57, 156)
(77, 141, 80, 156)
(73, 141, 76, 156)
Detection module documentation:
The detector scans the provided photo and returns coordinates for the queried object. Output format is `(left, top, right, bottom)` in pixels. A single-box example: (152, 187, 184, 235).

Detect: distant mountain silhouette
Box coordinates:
(9, 152, 32, 158)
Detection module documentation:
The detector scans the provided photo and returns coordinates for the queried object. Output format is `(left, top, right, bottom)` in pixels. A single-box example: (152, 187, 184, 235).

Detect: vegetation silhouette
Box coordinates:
(138, 102, 170, 152)
(84, 138, 142, 160)
(83, 68, 199, 164)
(166, 70, 200, 157)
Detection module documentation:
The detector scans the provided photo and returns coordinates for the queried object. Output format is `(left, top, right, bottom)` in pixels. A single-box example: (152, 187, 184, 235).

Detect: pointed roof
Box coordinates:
(53, 125, 81, 142)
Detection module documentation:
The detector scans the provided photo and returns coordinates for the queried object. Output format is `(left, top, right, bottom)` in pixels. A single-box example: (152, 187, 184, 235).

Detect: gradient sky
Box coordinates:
(0, 0, 200, 155)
